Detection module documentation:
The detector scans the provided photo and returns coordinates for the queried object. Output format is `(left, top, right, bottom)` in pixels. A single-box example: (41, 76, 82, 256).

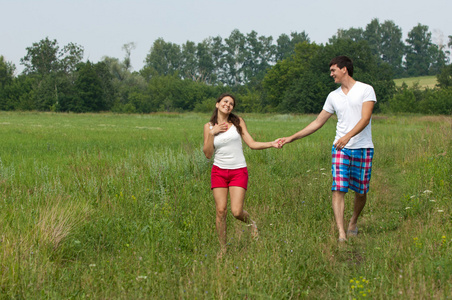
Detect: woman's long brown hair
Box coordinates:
(209, 93, 243, 135)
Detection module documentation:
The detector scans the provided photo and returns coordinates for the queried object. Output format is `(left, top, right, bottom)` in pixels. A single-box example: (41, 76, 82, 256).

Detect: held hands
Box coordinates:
(210, 122, 229, 135)
(275, 137, 291, 148)
(272, 138, 284, 149)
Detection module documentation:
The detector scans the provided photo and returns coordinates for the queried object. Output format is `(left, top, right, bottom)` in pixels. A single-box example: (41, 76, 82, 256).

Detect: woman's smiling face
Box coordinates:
(216, 96, 235, 114)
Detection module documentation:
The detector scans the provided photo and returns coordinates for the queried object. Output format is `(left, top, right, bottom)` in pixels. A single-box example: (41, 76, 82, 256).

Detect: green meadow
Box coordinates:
(0, 112, 451, 299)
(394, 76, 438, 89)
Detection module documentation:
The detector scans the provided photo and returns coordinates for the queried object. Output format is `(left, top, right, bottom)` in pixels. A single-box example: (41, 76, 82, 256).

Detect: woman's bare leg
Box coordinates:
(213, 188, 228, 253)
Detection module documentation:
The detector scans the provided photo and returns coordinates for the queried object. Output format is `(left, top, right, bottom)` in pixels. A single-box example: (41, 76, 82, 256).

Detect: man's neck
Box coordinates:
(340, 76, 356, 94)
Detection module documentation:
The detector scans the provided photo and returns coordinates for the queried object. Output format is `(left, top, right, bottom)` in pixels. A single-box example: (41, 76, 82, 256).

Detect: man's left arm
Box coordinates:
(334, 101, 375, 150)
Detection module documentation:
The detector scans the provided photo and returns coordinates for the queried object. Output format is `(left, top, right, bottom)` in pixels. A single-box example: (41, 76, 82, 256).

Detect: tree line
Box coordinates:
(0, 18, 451, 114)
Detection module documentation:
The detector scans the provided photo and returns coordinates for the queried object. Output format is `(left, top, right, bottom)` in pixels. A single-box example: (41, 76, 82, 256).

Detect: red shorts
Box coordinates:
(211, 165, 248, 190)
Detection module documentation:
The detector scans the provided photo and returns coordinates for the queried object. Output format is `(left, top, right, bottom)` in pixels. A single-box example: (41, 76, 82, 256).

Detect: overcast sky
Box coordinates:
(1, 0, 450, 74)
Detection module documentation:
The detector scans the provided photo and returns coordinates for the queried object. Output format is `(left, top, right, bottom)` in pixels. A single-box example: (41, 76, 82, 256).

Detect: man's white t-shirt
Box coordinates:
(323, 81, 377, 149)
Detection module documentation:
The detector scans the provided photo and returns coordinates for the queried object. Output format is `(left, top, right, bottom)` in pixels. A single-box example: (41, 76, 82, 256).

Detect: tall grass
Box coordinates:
(0, 112, 450, 299)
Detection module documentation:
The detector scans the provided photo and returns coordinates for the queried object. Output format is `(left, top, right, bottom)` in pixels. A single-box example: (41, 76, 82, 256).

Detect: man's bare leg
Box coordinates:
(347, 192, 366, 234)
(332, 191, 347, 240)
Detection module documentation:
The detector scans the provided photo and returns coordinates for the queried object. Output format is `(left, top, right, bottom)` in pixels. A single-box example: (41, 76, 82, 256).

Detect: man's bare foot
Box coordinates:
(347, 226, 359, 237)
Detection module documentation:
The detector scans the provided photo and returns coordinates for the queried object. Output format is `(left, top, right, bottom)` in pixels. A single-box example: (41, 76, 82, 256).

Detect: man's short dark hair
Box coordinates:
(329, 56, 354, 77)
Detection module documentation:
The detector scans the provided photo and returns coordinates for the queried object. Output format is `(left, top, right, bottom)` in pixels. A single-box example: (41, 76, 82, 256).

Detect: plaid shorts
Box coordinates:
(331, 146, 374, 194)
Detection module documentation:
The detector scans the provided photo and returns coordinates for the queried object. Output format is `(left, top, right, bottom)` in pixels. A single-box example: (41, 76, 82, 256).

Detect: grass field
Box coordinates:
(394, 76, 438, 89)
(0, 112, 451, 299)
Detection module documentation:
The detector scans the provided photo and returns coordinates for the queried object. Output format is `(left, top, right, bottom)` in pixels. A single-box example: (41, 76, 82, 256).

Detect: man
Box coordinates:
(280, 56, 376, 242)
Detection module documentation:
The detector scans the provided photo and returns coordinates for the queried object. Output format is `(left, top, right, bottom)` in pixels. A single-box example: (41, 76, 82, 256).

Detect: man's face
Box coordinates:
(330, 64, 347, 84)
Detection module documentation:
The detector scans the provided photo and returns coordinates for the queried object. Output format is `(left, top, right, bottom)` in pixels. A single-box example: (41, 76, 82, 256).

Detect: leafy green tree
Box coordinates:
(384, 83, 452, 115)
(19, 37, 84, 110)
(142, 38, 181, 79)
(122, 42, 136, 72)
(276, 31, 310, 61)
(196, 39, 217, 84)
(0, 56, 16, 110)
(223, 29, 247, 86)
(93, 61, 116, 109)
(275, 34, 291, 61)
(0, 56, 15, 88)
(103, 44, 146, 110)
(363, 19, 381, 56)
(1, 74, 34, 111)
(180, 41, 198, 80)
(209, 36, 226, 83)
(329, 27, 364, 43)
(436, 64, 452, 88)
(405, 24, 439, 76)
(263, 42, 322, 111)
(0, 56, 15, 110)
(384, 85, 419, 113)
(419, 88, 452, 114)
(20, 38, 59, 75)
(144, 74, 220, 112)
(379, 20, 405, 77)
(429, 43, 450, 75)
(242, 31, 275, 82)
(21, 37, 83, 76)
(362, 19, 405, 77)
(73, 61, 104, 112)
(55, 61, 114, 112)
(290, 31, 310, 47)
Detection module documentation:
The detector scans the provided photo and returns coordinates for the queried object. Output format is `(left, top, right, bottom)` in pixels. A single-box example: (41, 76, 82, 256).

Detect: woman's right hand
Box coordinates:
(211, 122, 228, 135)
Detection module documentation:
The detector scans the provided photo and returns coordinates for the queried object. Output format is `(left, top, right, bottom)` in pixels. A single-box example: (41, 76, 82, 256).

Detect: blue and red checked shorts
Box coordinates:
(211, 165, 248, 190)
(331, 146, 374, 194)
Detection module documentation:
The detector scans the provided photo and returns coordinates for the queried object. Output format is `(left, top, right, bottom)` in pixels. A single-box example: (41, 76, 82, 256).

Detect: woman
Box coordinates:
(203, 93, 281, 255)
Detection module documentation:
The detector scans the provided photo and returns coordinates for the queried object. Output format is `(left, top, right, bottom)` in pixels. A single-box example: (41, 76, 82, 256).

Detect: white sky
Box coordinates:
(1, 0, 451, 74)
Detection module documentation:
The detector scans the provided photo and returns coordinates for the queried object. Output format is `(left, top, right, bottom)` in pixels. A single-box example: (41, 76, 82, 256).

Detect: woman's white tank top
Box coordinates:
(211, 124, 247, 169)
